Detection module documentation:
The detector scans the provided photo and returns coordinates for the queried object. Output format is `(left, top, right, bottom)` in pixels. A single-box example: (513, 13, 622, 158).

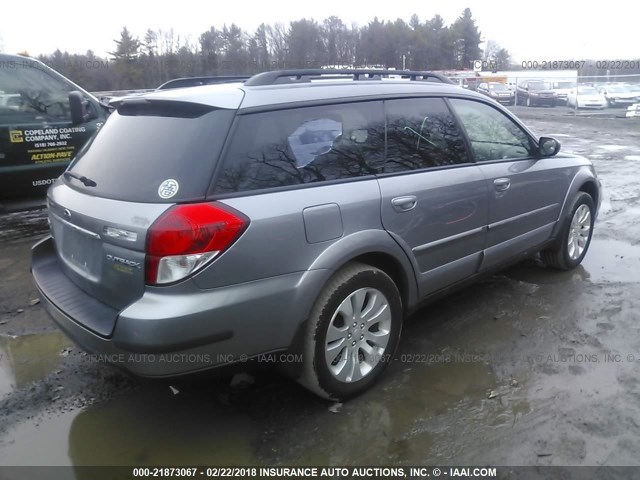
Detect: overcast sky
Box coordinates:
(1, 0, 638, 61)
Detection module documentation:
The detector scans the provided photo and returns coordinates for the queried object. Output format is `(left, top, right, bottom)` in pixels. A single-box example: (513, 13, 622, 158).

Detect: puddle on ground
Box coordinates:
(581, 238, 640, 284)
(0, 297, 529, 468)
(0, 356, 510, 467)
(504, 260, 587, 285)
(597, 145, 632, 152)
(0, 389, 258, 467)
(0, 332, 70, 399)
(502, 238, 640, 286)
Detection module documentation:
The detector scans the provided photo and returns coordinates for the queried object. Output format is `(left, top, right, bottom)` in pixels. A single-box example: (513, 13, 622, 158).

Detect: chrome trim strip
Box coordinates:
(50, 212, 101, 239)
(413, 226, 486, 253)
(103, 226, 138, 242)
(488, 203, 559, 230)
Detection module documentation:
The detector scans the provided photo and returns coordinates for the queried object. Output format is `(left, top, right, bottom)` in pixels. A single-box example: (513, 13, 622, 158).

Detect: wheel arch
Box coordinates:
(282, 231, 418, 378)
(552, 169, 600, 240)
(578, 180, 599, 212)
(306, 229, 419, 312)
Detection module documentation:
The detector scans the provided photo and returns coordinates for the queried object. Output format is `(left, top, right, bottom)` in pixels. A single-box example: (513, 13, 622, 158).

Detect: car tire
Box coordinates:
(541, 192, 595, 270)
(298, 262, 403, 400)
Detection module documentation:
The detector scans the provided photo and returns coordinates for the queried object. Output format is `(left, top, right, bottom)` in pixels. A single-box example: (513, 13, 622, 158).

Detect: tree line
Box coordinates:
(35, 9, 498, 91)
(30, 9, 639, 92)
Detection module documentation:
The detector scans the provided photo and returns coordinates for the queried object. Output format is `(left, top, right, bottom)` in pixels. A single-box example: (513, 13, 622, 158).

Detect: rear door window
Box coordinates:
(213, 101, 385, 194)
(67, 102, 235, 202)
(385, 97, 469, 173)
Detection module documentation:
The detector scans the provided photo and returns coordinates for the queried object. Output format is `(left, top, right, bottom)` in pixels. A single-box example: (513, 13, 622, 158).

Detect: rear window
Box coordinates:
(66, 102, 235, 202)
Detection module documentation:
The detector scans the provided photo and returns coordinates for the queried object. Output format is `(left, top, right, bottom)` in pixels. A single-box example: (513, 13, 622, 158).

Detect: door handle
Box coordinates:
(391, 196, 417, 212)
(494, 178, 511, 192)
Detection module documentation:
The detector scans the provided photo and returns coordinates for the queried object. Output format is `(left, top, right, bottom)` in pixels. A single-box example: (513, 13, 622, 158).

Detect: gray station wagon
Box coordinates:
(31, 69, 601, 400)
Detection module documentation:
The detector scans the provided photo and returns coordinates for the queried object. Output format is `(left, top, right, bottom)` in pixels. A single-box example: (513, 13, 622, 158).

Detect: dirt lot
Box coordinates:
(1, 111, 639, 469)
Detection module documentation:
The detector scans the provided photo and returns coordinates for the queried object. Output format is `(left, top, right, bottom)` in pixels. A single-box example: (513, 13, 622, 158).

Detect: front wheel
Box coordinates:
(298, 262, 403, 400)
(541, 192, 595, 270)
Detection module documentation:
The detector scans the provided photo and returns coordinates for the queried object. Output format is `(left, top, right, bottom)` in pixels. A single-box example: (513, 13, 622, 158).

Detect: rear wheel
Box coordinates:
(541, 192, 595, 270)
(298, 262, 403, 400)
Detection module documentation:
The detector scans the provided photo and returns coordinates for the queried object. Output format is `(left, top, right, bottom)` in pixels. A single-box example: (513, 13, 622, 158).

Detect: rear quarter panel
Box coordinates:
(193, 180, 418, 306)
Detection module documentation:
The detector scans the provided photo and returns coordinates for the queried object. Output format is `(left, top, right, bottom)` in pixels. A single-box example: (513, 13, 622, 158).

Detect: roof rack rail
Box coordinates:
(156, 76, 251, 91)
(243, 69, 454, 86)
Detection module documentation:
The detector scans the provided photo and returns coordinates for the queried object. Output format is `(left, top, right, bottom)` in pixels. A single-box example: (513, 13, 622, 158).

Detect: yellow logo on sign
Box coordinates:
(9, 130, 24, 143)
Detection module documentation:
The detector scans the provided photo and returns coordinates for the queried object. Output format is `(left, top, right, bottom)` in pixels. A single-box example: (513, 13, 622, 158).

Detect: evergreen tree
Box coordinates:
(450, 8, 482, 69)
(108, 27, 143, 89)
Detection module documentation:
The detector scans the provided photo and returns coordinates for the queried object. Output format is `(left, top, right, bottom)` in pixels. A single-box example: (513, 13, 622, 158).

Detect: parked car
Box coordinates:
(0, 53, 108, 212)
(516, 81, 558, 107)
(550, 81, 576, 105)
(31, 69, 601, 400)
(598, 85, 637, 107)
(566, 86, 607, 109)
(476, 82, 515, 105)
(621, 83, 640, 101)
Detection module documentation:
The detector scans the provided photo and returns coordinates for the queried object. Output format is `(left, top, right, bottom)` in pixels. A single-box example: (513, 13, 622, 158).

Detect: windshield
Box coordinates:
(608, 85, 632, 93)
(528, 82, 550, 90)
(488, 84, 509, 91)
(553, 82, 575, 89)
(67, 102, 235, 202)
(578, 87, 598, 95)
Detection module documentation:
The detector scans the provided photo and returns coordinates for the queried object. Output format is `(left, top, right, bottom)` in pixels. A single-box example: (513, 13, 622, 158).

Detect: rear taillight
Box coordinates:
(145, 203, 248, 285)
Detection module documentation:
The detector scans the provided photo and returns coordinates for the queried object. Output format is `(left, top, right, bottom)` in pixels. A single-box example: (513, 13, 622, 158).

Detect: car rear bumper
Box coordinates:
(32, 236, 328, 377)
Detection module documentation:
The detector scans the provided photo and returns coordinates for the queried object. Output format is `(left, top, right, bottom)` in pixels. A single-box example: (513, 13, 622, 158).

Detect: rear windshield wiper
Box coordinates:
(64, 171, 97, 187)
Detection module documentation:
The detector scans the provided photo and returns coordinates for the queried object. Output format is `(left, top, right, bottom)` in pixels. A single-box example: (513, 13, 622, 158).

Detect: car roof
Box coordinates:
(0, 53, 32, 61)
(133, 80, 482, 111)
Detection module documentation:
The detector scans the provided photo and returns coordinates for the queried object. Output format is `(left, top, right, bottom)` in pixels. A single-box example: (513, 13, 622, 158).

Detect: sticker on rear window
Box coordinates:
(158, 179, 179, 199)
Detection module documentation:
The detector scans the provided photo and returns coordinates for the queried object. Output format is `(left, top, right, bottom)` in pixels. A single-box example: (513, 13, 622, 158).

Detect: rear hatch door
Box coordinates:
(48, 97, 237, 311)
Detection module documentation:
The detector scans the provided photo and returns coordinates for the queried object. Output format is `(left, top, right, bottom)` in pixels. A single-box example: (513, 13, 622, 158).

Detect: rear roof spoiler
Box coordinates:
(156, 76, 251, 90)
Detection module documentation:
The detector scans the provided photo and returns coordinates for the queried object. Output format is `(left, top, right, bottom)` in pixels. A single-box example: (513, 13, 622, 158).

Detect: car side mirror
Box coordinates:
(539, 137, 561, 157)
(69, 91, 98, 124)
